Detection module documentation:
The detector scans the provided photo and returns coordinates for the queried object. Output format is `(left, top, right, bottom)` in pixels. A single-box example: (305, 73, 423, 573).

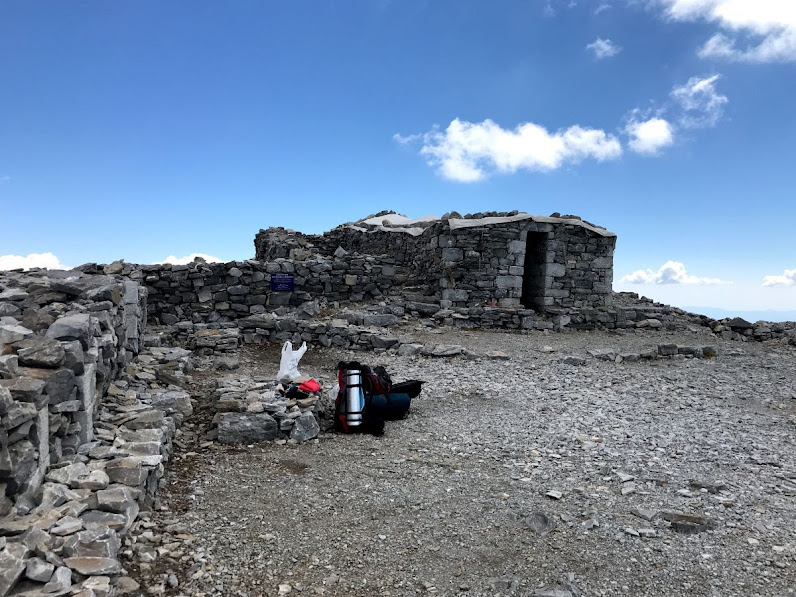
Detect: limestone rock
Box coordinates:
(397, 343, 423, 356)
(104, 459, 148, 487)
(371, 335, 399, 349)
(0, 542, 28, 596)
(217, 413, 278, 444)
(25, 556, 55, 582)
(42, 565, 72, 593)
(289, 412, 320, 443)
(0, 323, 34, 346)
(14, 337, 65, 368)
(45, 315, 91, 347)
(63, 526, 120, 559)
(63, 556, 121, 576)
(422, 344, 463, 357)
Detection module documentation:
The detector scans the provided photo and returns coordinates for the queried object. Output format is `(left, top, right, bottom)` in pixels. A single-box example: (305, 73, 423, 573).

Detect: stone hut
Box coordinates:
(254, 211, 616, 312)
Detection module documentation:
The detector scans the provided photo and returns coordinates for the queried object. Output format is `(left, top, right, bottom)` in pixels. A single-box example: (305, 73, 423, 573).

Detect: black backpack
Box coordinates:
(334, 361, 390, 435)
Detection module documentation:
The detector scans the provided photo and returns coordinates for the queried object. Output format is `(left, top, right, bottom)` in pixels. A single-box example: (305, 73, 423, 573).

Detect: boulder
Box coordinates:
(397, 344, 423, 357)
(289, 412, 320, 443)
(371, 335, 399, 349)
(363, 314, 400, 327)
(726, 317, 753, 330)
(560, 356, 586, 366)
(423, 344, 463, 357)
(587, 348, 617, 361)
(217, 413, 278, 444)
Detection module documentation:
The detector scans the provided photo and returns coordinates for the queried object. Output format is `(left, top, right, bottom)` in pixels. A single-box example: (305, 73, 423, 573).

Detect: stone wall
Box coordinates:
(434, 218, 615, 310)
(102, 254, 397, 326)
(255, 212, 617, 311)
(0, 270, 146, 513)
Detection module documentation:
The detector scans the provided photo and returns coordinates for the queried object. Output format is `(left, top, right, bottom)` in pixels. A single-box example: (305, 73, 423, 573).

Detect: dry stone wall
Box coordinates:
(101, 254, 397, 326)
(435, 219, 615, 310)
(256, 212, 616, 311)
(0, 270, 146, 514)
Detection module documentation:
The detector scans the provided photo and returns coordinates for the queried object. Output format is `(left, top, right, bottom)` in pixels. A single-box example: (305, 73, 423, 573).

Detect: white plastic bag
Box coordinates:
(277, 340, 307, 381)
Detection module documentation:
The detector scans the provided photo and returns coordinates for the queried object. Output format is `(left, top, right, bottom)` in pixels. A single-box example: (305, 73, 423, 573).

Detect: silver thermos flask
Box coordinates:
(344, 369, 364, 427)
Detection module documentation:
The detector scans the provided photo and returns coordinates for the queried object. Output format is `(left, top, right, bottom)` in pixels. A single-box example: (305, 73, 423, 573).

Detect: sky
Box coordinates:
(1, 1, 795, 315)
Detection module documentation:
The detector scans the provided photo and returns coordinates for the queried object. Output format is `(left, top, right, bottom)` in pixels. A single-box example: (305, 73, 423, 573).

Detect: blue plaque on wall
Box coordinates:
(270, 273, 295, 291)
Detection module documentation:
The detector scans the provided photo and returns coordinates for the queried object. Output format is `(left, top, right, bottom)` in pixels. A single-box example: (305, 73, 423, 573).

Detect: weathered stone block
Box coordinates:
(217, 413, 278, 444)
(495, 275, 523, 289)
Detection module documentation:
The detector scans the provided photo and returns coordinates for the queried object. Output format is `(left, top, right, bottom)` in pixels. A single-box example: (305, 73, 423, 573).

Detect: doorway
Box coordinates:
(521, 232, 548, 310)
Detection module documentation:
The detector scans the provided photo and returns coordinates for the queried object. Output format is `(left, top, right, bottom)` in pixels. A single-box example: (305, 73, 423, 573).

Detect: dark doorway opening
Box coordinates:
(521, 232, 548, 310)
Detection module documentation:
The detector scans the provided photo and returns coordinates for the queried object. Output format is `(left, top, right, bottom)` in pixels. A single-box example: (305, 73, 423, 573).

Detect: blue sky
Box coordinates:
(1, 1, 794, 313)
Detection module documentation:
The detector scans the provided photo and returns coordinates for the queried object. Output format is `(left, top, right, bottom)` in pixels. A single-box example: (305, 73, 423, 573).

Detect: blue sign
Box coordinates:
(270, 273, 295, 291)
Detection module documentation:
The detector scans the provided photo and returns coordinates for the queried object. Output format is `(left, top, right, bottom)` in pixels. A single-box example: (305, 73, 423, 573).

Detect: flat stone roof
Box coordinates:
(345, 212, 616, 238)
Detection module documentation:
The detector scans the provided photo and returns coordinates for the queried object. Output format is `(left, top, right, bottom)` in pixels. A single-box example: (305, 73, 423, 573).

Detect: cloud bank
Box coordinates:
(396, 118, 622, 182)
(658, 0, 796, 62)
(158, 253, 223, 265)
(762, 267, 796, 287)
(620, 260, 731, 285)
(396, 71, 729, 180)
(0, 252, 70, 271)
(586, 37, 622, 59)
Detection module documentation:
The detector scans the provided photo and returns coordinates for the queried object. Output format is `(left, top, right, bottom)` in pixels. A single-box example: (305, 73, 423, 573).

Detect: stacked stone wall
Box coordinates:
(0, 270, 146, 513)
(307, 227, 442, 297)
(281, 216, 616, 310)
(109, 255, 397, 326)
(437, 220, 615, 309)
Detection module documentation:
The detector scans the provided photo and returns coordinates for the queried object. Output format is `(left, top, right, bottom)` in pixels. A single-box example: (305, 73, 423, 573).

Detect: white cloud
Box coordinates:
(671, 74, 728, 127)
(762, 267, 796, 287)
(625, 117, 674, 154)
(620, 260, 731, 285)
(0, 252, 70, 271)
(399, 118, 622, 182)
(158, 253, 223, 265)
(658, 0, 796, 62)
(586, 37, 622, 59)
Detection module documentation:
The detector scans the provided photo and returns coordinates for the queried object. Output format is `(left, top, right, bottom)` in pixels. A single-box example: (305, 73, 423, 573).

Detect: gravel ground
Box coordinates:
(134, 327, 796, 597)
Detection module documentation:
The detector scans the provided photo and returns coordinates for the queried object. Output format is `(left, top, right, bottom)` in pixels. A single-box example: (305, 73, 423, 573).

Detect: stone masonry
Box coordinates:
(255, 211, 617, 311)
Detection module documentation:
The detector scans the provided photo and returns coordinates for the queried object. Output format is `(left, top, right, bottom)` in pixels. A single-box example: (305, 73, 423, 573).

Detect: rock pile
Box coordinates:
(187, 328, 240, 355)
(583, 343, 718, 364)
(210, 376, 333, 444)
